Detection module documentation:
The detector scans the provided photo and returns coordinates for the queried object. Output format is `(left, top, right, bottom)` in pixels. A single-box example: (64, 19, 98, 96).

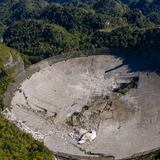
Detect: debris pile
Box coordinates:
(69, 128, 96, 144)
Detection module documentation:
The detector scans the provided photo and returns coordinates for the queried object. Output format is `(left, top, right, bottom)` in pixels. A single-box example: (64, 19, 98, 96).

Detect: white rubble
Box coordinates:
(69, 128, 96, 144)
(78, 129, 96, 144)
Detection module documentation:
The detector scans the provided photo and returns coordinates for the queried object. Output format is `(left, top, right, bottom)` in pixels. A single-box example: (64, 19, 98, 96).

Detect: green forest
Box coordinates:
(0, 0, 160, 159)
(1, 0, 160, 63)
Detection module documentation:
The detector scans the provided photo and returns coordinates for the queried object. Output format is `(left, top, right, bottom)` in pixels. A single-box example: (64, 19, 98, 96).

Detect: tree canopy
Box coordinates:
(4, 20, 79, 63)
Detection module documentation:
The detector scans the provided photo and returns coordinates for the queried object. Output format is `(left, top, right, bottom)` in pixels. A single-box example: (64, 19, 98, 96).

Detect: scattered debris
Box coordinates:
(78, 129, 96, 144)
(2, 108, 52, 140)
(69, 128, 86, 141)
(69, 128, 96, 144)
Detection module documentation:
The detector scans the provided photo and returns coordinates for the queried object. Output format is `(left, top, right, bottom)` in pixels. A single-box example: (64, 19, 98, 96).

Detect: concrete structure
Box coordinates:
(3, 50, 160, 160)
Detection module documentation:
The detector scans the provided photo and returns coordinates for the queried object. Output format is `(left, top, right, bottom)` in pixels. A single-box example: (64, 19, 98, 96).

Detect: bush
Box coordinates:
(4, 20, 80, 63)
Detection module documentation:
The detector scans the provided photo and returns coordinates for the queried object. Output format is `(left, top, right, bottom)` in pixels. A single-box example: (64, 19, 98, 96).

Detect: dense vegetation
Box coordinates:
(0, 44, 20, 111)
(92, 27, 160, 49)
(0, 0, 160, 63)
(4, 20, 79, 63)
